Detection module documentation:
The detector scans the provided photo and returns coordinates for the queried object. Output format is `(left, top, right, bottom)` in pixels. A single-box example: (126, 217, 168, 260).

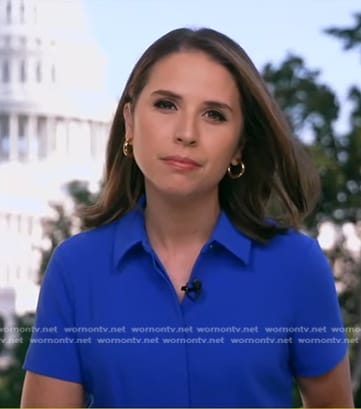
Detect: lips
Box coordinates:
(162, 155, 201, 167)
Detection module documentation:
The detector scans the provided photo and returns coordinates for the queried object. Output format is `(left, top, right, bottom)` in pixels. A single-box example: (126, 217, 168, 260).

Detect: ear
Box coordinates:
(123, 103, 134, 140)
(230, 133, 245, 165)
(230, 149, 241, 166)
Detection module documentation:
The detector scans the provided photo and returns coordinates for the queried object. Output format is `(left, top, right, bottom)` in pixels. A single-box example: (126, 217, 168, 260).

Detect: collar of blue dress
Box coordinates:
(113, 194, 252, 267)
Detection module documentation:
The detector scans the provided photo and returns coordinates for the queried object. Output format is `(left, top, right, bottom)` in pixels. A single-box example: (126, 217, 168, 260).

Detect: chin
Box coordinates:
(148, 183, 217, 202)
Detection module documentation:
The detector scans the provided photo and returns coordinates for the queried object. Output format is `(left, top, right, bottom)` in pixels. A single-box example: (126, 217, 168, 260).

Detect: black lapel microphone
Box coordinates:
(181, 279, 202, 301)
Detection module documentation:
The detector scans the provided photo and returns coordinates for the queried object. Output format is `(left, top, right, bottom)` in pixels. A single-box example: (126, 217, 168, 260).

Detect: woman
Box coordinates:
(21, 28, 354, 407)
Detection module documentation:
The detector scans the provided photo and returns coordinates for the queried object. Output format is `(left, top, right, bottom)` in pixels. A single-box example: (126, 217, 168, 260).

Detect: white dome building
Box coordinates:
(0, 0, 113, 323)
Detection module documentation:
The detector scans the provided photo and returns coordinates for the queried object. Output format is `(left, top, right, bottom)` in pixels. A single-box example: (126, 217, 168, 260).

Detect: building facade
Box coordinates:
(0, 0, 113, 325)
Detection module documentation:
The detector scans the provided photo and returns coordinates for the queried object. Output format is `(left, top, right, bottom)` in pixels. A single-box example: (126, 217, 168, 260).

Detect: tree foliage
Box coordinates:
(0, 314, 34, 407)
(262, 53, 361, 227)
(325, 13, 361, 52)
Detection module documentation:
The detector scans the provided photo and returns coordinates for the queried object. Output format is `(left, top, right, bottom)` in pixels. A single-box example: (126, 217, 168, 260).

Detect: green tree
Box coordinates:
(0, 314, 34, 407)
(262, 12, 361, 403)
(325, 13, 361, 402)
(323, 12, 361, 223)
(261, 55, 359, 227)
(325, 13, 361, 52)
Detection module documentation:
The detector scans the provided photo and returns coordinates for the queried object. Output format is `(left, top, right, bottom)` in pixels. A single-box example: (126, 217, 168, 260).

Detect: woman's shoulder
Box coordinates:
(52, 206, 142, 263)
(254, 227, 327, 270)
(279, 227, 315, 244)
(260, 227, 317, 253)
(54, 219, 118, 261)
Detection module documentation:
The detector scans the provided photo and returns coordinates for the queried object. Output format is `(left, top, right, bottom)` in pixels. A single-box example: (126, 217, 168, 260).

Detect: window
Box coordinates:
(36, 62, 41, 82)
(20, 1, 25, 23)
(37, 116, 47, 158)
(55, 118, 67, 155)
(6, 0, 11, 23)
(0, 115, 10, 160)
(20, 60, 26, 82)
(2, 61, 10, 82)
(51, 64, 56, 83)
(18, 115, 28, 160)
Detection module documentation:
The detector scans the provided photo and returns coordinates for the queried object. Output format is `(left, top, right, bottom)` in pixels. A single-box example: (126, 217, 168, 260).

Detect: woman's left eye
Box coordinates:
(154, 99, 176, 110)
(205, 110, 226, 122)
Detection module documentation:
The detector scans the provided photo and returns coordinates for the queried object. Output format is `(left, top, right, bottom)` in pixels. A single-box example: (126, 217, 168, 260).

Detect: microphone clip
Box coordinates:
(181, 279, 202, 301)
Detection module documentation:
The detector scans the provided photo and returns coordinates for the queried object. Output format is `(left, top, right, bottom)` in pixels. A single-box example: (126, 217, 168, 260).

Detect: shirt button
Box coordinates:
(209, 244, 214, 250)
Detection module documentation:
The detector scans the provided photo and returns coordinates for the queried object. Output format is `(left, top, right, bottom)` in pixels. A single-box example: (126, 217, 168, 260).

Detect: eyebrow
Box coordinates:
(151, 89, 234, 113)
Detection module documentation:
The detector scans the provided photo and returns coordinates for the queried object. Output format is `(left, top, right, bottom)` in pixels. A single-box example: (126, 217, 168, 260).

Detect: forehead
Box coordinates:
(143, 51, 240, 102)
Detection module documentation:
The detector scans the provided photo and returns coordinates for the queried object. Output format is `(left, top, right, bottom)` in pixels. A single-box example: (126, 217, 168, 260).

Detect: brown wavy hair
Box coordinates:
(83, 27, 320, 242)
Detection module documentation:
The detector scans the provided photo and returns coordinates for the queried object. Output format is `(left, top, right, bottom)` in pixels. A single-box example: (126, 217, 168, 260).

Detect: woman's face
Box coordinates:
(124, 51, 243, 200)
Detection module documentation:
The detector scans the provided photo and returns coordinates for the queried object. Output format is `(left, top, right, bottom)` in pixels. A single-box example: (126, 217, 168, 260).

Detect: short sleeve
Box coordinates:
(23, 247, 82, 383)
(290, 238, 348, 377)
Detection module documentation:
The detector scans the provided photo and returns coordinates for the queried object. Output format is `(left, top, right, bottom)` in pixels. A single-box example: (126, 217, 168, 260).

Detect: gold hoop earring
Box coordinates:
(227, 161, 245, 179)
(123, 140, 133, 158)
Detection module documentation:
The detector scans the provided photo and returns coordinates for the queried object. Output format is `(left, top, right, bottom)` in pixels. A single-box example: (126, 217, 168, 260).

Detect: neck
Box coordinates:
(144, 190, 220, 253)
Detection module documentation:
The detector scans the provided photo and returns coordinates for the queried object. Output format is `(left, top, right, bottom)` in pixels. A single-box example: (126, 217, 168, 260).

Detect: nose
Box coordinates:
(174, 110, 198, 146)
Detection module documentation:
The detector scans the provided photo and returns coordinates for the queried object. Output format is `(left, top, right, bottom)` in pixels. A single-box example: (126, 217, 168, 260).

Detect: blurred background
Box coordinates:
(0, 0, 360, 406)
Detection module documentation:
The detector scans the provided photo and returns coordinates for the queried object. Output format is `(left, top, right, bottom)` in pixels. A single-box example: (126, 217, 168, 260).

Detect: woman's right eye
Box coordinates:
(154, 99, 177, 110)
